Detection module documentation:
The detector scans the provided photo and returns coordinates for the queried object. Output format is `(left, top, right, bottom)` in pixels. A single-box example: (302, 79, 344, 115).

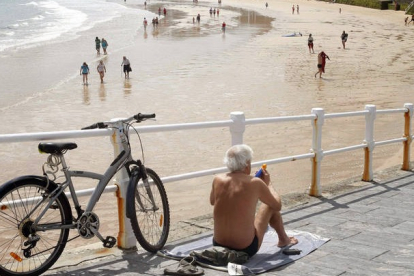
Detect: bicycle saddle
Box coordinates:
(38, 142, 77, 154)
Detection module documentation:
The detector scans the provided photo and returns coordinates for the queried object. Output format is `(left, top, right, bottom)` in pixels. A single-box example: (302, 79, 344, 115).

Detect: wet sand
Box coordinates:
(0, 0, 413, 248)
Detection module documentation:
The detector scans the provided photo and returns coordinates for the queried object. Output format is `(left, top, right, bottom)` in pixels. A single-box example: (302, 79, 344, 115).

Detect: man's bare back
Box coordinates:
(210, 172, 264, 249)
(210, 144, 298, 256)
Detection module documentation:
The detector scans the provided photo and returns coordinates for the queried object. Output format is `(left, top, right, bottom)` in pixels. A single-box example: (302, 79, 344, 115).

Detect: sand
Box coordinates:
(0, 0, 413, 248)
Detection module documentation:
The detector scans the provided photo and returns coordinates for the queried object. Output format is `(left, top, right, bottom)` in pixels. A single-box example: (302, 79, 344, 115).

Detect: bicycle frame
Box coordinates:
(34, 122, 136, 231)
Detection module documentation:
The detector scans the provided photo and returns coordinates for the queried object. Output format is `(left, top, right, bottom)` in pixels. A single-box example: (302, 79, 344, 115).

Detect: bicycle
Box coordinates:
(0, 113, 170, 276)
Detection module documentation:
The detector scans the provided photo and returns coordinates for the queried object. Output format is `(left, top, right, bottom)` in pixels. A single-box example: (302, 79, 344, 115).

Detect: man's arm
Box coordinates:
(255, 170, 282, 211)
(210, 177, 216, 206)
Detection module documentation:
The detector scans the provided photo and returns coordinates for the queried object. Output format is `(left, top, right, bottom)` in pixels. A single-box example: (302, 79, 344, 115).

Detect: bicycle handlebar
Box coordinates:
(134, 113, 156, 121)
(81, 122, 107, 130)
(81, 113, 156, 130)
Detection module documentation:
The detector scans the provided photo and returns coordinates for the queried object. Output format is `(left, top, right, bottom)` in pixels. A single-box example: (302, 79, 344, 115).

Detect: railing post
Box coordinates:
(230, 112, 246, 145)
(110, 121, 136, 249)
(362, 105, 376, 181)
(309, 108, 324, 197)
(402, 103, 413, 170)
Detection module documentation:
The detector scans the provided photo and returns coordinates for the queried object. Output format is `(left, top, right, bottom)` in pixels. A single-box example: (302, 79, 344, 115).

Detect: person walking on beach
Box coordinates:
(97, 60, 106, 83)
(95, 37, 101, 54)
(315, 51, 330, 78)
(143, 17, 148, 30)
(297, 5, 299, 14)
(197, 13, 201, 23)
(292, 5, 295, 14)
(101, 38, 108, 55)
(210, 144, 298, 257)
(121, 56, 132, 79)
(222, 22, 226, 33)
(266, 2, 268, 8)
(80, 62, 90, 85)
(308, 34, 314, 53)
(341, 30, 348, 49)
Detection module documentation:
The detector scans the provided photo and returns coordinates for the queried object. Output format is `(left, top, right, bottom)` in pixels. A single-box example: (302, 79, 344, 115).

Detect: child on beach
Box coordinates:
(80, 62, 90, 85)
(97, 60, 106, 83)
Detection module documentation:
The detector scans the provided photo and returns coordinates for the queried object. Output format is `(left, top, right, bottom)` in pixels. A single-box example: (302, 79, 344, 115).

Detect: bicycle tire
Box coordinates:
(0, 176, 72, 276)
(127, 168, 170, 253)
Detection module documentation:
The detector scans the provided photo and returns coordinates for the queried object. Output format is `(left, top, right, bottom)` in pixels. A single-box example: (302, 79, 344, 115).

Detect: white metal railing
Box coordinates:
(0, 103, 412, 249)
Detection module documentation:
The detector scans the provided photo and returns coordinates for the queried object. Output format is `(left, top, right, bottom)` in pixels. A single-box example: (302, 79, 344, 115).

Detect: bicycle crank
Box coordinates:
(77, 212, 100, 239)
(77, 212, 116, 248)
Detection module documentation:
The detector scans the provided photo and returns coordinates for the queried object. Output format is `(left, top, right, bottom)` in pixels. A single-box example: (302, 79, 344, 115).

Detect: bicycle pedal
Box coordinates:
(103, 236, 116, 248)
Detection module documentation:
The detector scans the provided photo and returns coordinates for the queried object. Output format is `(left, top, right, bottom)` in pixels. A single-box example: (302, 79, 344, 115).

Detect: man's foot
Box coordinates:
(278, 236, 298, 247)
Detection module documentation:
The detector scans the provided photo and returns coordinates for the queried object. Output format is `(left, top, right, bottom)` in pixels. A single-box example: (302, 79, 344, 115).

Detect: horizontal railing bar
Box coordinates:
(325, 111, 368, 119)
(0, 185, 119, 208)
(254, 153, 316, 165)
(1, 107, 410, 144)
(64, 184, 118, 199)
(324, 144, 367, 156)
(0, 129, 111, 143)
(376, 108, 407, 114)
(161, 154, 315, 183)
(375, 137, 407, 146)
(129, 120, 233, 133)
(246, 115, 316, 125)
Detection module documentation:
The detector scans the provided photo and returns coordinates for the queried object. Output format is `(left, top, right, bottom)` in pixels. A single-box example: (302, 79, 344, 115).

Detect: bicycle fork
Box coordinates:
(130, 161, 159, 213)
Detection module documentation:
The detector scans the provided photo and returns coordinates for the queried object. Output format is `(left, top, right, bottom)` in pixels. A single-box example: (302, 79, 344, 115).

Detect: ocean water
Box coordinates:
(0, 0, 134, 53)
(0, 0, 152, 110)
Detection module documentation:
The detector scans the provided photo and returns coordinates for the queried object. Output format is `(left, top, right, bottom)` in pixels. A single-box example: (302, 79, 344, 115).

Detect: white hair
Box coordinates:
(224, 144, 253, 172)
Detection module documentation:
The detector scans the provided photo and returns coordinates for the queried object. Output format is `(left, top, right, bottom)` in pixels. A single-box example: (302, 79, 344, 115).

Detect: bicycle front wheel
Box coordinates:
(127, 168, 170, 253)
(0, 176, 72, 276)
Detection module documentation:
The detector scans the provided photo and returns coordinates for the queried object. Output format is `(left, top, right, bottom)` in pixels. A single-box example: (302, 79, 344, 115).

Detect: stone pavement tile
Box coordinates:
(321, 239, 388, 261)
(387, 221, 414, 236)
(332, 210, 406, 228)
(373, 241, 414, 270)
(344, 230, 414, 251)
(272, 257, 346, 276)
(296, 223, 360, 241)
(310, 253, 411, 276)
(366, 205, 414, 221)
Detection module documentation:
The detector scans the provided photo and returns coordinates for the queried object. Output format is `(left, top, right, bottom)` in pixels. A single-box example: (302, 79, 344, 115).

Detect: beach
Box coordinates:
(0, 0, 413, 247)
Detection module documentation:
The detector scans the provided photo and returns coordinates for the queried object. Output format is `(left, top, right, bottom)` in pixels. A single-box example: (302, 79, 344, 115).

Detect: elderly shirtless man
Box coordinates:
(210, 144, 297, 257)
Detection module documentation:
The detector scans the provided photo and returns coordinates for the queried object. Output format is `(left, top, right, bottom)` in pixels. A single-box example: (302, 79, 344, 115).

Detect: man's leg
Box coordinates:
(254, 191, 297, 249)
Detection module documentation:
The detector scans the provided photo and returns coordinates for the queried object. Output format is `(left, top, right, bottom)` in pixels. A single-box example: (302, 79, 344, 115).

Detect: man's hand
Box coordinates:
(259, 169, 271, 186)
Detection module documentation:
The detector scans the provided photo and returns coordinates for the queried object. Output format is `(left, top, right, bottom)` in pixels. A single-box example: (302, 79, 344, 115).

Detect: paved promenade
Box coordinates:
(45, 170, 414, 276)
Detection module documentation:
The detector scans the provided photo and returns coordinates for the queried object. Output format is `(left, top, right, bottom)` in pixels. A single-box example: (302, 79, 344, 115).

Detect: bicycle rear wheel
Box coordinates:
(0, 176, 72, 276)
(127, 168, 170, 253)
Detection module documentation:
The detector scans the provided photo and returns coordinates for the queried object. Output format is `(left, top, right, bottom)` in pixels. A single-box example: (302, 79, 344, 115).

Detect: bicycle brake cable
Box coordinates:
(125, 122, 145, 164)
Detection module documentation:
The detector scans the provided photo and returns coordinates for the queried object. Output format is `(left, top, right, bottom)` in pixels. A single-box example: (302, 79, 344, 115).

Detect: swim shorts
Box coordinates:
(213, 235, 259, 257)
(317, 64, 322, 68)
(123, 64, 132, 72)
